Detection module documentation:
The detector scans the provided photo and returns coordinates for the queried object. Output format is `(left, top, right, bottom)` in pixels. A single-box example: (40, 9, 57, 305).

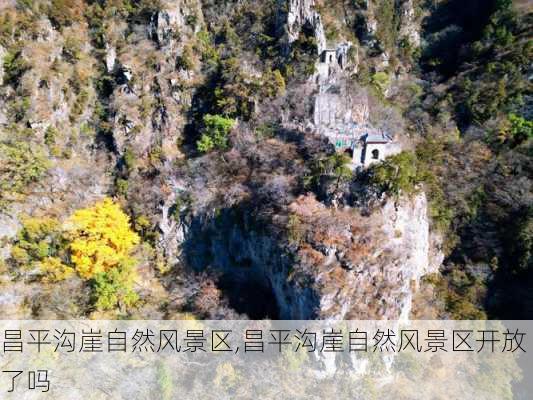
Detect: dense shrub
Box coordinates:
(10, 216, 64, 269)
(496, 113, 533, 146)
(306, 153, 353, 194)
(7, 96, 31, 122)
(44, 126, 58, 146)
(3, 50, 29, 85)
(286, 214, 304, 245)
(0, 141, 50, 209)
(370, 72, 390, 98)
(92, 263, 139, 310)
(369, 151, 425, 197)
(425, 271, 487, 319)
(284, 28, 317, 80)
(197, 114, 235, 153)
(62, 36, 82, 63)
(176, 45, 195, 70)
(213, 58, 260, 119)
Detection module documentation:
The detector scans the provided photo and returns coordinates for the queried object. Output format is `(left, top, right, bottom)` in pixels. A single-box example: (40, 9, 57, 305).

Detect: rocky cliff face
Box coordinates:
(313, 81, 369, 129)
(397, 0, 421, 47)
(283, 0, 326, 54)
(108, 0, 202, 161)
(180, 192, 442, 320)
(360, 0, 421, 49)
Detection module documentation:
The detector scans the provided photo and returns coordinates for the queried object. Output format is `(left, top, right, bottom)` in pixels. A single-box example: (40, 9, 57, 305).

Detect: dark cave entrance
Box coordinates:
(218, 273, 280, 320)
(344, 148, 354, 159)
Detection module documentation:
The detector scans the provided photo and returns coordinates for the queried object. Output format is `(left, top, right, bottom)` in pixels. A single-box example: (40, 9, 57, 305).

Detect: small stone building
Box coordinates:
(325, 124, 398, 168)
(316, 44, 353, 82)
(356, 132, 392, 167)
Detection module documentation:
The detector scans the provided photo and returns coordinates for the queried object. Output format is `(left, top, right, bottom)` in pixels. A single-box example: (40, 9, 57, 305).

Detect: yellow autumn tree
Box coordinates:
(66, 198, 140, 279)
(10, 199, 141, 310)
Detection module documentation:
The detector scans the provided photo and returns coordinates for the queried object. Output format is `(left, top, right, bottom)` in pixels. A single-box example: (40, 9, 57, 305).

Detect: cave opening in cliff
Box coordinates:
(218, 273, 280, 319)
(344, 148, 354, 159)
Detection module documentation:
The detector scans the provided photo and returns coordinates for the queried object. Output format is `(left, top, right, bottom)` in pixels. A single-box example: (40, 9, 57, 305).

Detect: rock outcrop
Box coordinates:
(313, 82, 369, 128)
(149, 2, 184, 48)
(282, 0, 326, 54)
(148, 0, 202, 47)
(181, 193, 443, 320)
(398, 0, 422, 47)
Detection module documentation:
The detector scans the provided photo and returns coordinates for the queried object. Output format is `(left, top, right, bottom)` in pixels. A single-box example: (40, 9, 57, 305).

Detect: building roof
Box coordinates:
(320, 123, 393, 145)
(365, 132, 391, 144)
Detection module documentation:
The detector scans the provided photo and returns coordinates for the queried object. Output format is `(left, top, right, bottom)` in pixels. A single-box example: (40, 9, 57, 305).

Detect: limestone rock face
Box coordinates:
(181, 193, 443, 320)
(148, 0, 201, 48)
(157, 192, 184, 267)
(360, 1, 379, 46)
(158, 1, 434, 321)
(347, 0, 421, 65)
(313, 83, 370, 129)
(398, 0, 421, 47)
(284, 0, 326, 53)
(304, 192, 442, 320)
(0, 282, 33, 319)
(0, 44, 6, 125)
(105, 43, 117, 73)
(149, 4, 186, 48)
(380, 192, 443, 320)
(110, 0, 202, 162)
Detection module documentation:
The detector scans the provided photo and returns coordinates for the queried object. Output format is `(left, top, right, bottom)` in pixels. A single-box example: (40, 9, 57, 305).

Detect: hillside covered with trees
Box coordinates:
(0, 0, 531, 320)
